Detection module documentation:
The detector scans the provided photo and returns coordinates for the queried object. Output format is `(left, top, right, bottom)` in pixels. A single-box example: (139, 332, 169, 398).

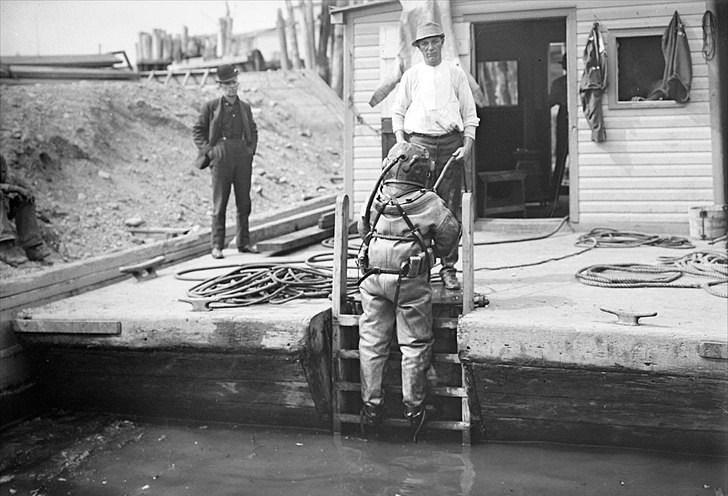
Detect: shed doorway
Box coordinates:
(473, 18, 567, 219)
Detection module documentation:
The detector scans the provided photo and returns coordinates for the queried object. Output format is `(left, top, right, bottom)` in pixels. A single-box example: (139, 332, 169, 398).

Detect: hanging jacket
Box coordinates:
(648, 10, 692, 103)
(579, 22, 607, 143)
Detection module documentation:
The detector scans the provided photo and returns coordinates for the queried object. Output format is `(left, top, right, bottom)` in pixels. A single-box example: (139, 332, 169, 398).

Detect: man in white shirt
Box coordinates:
(391, 21, 479, 290)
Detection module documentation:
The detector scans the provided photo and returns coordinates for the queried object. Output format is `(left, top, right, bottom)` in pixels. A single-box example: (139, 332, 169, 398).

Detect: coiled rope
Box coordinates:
(575, 250, 727, 298)
(576, 227, 694, 249)
(175, 254, 362, 309)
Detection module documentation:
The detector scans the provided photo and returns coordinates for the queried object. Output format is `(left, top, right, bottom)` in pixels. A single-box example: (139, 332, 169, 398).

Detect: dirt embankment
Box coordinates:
(0, 78, 343, 278)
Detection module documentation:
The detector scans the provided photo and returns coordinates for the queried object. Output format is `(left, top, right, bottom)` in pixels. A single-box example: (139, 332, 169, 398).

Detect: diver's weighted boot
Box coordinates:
(404, 405, 427, 443)
(360, 402, 383, 435)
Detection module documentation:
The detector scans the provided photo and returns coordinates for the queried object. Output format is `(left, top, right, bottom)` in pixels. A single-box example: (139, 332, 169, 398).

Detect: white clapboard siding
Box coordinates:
(574, 1, 714, 227)
(344, 0, 717, 229)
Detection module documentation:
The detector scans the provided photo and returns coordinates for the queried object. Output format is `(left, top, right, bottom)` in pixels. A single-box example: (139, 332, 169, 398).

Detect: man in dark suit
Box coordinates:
(193, 64, 259, 259)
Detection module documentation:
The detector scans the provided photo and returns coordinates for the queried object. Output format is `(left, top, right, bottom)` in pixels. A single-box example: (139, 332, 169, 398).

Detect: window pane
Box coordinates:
(477, 60, 519, 107)
(617, 36, 664, 101)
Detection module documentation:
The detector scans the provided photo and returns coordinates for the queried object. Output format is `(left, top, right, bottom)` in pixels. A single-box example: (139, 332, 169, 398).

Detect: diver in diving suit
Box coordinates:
(357, 141, 461, 441)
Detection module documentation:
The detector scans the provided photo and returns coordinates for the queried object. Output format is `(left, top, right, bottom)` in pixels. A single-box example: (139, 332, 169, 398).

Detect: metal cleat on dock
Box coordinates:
(600, 307, 657, 326)
(178, 297, 215, 312)
(119, 255, 165, 281)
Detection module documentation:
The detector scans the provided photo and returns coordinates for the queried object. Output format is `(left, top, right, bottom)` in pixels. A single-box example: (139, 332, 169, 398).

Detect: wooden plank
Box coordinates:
(7, 65, 138, 80)
(338, 349, 461, 363)
(26, 347, 328, 428)
(14, 320, 121, 335)
(255, 224, 334, 253)
(336, 381, 467, 398)
(336, 314, 457, 329)
(336, 413, 468, 431)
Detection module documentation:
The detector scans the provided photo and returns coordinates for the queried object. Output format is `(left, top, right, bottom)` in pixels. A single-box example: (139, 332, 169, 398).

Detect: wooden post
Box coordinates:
(462, 192, 474, 315)
(285, 0, 302, 69)
(300, 0, 316, 70)
(276, 8, 291, 70)
(331, 194, 350, 433)
(331, 0, 347, 97)
(181, 26, 189, 59)
(152, 29, 163, 61)
(162, 33, 172, 62)
(316, 0, 331, 83)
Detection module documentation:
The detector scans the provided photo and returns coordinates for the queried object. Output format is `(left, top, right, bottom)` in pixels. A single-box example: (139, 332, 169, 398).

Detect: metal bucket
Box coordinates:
(688, 205, 727, 240)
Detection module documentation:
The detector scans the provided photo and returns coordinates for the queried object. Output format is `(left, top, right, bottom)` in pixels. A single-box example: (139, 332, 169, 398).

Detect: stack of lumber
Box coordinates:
(0, 52, 137, 81)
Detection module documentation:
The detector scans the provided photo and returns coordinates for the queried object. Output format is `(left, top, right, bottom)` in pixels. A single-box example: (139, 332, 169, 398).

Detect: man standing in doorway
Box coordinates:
(193, 64, 259, 259)
(391, 21, 479, 290)
(548, 53, 568, 212)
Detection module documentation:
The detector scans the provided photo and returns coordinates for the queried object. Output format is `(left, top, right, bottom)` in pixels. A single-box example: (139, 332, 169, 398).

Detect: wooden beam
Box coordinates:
(15, 319, 121, 335)
(255, 223, 334, 253)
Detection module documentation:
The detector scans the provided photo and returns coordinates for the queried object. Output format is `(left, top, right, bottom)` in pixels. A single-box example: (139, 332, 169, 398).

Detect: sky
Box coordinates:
(0, 0, 286, 64)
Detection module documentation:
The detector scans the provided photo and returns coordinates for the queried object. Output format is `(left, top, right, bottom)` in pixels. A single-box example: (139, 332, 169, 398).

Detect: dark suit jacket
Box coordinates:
(192, 96, 258, 169)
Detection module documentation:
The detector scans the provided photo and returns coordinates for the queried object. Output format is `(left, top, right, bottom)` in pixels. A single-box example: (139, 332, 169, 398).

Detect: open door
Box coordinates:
(473, 18, 567, 218)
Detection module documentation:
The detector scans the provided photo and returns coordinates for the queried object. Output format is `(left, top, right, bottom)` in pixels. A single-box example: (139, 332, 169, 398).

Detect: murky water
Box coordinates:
(2, 419, 726, 496)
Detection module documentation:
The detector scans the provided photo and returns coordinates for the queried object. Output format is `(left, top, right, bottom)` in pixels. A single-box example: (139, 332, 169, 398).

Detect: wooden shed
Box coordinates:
(332, 0, 726, 233)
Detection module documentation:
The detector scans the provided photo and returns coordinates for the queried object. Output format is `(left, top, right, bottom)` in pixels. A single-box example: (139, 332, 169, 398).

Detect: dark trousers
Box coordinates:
(407, 132, 463, 269)
(1, 194, 43, 249)
(210, 140, 253, 250)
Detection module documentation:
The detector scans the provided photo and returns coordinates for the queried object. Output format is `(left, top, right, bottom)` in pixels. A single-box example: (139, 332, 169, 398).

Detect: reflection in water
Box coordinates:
(3, 419, 725, 496)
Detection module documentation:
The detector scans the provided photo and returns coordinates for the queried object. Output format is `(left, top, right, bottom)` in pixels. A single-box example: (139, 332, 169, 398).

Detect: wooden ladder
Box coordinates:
(331, 194, 482, 445)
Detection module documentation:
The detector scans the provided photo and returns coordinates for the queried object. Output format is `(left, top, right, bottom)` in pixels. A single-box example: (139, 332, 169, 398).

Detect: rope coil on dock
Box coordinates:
(175, 254, 361, 309)
(575, 251, 728, 298)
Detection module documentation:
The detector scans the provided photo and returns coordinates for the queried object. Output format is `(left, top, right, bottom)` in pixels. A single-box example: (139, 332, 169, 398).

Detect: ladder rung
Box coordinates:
(335, 381, 467, 398)
(336, 413, 469, 431)
(336, 314, 458, 330)
(338, 349, 461, 363)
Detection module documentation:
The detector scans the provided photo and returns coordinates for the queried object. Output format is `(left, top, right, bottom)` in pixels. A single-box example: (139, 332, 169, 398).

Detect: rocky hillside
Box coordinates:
(0, 74, 343, 277)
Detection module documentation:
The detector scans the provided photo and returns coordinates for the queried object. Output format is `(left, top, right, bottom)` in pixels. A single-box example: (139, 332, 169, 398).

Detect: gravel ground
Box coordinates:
(0, 79, 343, 279)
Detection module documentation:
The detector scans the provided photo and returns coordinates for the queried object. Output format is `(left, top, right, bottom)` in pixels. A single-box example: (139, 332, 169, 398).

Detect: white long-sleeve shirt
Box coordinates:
(392, 60, 479, 140)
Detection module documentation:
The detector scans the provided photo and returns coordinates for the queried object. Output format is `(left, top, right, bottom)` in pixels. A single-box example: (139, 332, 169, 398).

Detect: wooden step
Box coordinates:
(336, 314, 458, 329)
(335, 381, 466, 398)
(337, 349, 461, 363)
(335, 413, 469, 431)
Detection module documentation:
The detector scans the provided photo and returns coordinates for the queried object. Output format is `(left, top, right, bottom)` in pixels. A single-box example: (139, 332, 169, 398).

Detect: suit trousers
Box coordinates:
(210, 139, 253, 250)
(407, 132, 463, 269)
(359, 273, 433, 410)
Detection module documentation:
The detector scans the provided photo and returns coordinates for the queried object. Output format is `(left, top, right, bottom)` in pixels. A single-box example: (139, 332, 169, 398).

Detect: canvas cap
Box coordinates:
(215, 64, 239, 83)
(412, 21, 444, 46)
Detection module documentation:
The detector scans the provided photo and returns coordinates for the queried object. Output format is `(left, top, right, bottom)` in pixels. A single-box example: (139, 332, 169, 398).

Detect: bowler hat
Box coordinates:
(412, 21, 444, 46)
(215, 64, 238, 83)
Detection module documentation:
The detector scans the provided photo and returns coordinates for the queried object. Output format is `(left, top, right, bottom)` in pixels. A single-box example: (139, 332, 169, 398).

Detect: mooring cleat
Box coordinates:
(119, 255, 165, 281)
(178, 297, 215, 312)
(600, 307, 657, 326)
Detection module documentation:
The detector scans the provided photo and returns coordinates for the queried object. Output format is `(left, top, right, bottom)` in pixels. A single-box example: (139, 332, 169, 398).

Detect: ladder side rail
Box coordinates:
(462, 192, 474, 315)
(331, 194, 350, 433)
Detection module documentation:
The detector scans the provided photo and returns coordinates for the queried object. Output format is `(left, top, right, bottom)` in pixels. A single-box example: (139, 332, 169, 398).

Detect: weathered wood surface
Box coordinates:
(21, 309, 332, 429)
(472, 362, 728, 454)
(255, 223, 334, 253)
(0, 54, 123, 67)
(4, 65, 138, 80)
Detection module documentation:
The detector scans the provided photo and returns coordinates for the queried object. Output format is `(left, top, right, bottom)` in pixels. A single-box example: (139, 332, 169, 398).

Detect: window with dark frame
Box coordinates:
(616, 35, 664, 101)
(607, 28, 680, 108)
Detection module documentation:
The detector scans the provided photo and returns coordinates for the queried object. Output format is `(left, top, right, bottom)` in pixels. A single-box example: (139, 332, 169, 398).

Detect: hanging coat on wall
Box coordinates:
(579, 22, 607, 142)
(648, 10, 692, 103)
